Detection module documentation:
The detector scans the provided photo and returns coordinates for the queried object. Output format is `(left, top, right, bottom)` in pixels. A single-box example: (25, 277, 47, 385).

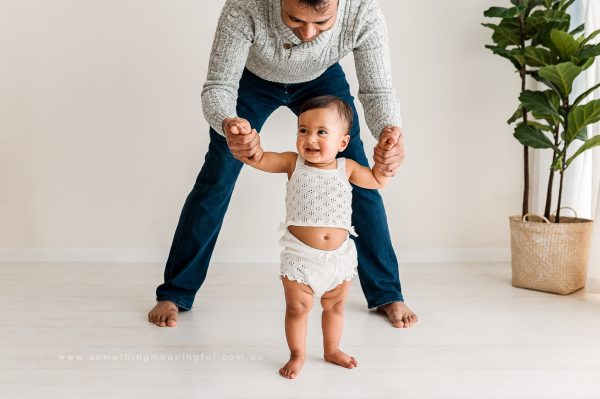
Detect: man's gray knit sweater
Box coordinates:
(201, 0, 402, 139)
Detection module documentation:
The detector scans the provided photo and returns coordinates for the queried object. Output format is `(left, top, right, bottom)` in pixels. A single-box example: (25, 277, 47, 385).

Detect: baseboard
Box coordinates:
(0, 247, 511, 264)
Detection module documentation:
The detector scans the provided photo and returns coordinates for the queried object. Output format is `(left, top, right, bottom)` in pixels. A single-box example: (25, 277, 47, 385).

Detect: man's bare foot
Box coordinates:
(324, 349, 358, 369)
(377, 301, 418, 328)
(279, 354, 305, 379)
(148, 301, 178, 327)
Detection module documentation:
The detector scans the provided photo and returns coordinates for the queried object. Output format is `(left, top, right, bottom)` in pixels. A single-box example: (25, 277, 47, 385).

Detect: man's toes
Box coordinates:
(392, 319, 405, 328)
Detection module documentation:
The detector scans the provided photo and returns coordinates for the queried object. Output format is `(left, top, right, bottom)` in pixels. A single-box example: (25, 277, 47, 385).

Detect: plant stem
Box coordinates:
(518, 5, 529, 217)
(544, 124, 560, 220)
(555, 99, 571, 223)
(556, 166, 565, 223)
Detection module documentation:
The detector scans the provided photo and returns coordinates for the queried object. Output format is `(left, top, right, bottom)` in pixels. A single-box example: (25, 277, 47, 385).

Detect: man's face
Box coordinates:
(280, 0, 338, 42)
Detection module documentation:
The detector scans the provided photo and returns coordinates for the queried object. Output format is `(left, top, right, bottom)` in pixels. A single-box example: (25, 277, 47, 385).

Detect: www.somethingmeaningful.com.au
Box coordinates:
(56, 352, 264, 362)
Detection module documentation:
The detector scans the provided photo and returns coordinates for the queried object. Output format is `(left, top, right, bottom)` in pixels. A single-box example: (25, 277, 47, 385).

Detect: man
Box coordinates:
(148, 0, 418, 328)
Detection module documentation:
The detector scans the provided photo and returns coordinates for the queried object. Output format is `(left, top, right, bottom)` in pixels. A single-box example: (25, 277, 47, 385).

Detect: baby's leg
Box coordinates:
(321, 281, 358, 369)
(279, 277, 314, 379)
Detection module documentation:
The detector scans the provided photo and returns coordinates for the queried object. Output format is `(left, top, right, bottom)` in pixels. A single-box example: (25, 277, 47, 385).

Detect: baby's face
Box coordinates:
(296, 107, 349, 165)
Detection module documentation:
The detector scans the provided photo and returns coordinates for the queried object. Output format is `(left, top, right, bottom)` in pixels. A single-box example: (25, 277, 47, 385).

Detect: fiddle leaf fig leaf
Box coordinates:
(566, 99, 600, 143)
(484, 6, 526, 18)
(514, 123, 557, 150)
(573, 82, 600, 108)
(519, 90, 561, 119)
(576, 43, 600, 61)
(550, 29, 580, 60)
(581, 28, 600, 46)
(528, 121, 554, 132)
(507, 105, 524, 125)
(538, 62, 583, 97)
(566, 136, 600, 167)
(559, 0, 577, 11)
(569, 23, 585, 36)
(482, 19, 522, 47)
(485, 45, 523, 69)
(524, 47, 555, 66)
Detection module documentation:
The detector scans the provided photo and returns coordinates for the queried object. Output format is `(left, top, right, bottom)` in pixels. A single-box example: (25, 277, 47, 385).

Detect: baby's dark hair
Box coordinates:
(298, 0, 331, 13)
(298, 95, 353, 133)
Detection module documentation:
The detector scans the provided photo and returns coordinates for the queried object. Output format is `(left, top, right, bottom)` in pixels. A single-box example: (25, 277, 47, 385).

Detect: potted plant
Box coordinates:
(483, 0, 600, 294)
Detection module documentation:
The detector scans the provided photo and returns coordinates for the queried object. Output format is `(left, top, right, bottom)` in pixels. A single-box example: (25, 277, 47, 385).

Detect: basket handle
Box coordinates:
(551, 206, 578, 219)
(522, 213, 551, 223)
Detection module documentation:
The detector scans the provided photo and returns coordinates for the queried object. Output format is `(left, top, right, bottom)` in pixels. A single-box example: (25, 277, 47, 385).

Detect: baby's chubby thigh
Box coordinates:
(281, 277, 314, 315)
(320, 279, 351, 307)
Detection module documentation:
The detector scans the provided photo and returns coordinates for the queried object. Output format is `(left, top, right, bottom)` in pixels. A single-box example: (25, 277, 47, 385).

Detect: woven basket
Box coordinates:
(509, 211, 594, 295)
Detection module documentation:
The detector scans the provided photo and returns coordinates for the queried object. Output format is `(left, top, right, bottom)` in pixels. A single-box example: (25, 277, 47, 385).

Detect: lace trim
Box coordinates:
(279, 269, 359, 290)
(279, 272, 309, 286)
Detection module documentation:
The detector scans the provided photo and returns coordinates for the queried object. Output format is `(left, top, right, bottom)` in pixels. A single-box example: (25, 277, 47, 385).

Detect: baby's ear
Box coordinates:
(339, 133, 350, 152)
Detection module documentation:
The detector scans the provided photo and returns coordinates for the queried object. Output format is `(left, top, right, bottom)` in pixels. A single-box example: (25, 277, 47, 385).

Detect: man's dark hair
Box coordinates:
(298, 0, 331, 13)
(298, 95, 353, 133)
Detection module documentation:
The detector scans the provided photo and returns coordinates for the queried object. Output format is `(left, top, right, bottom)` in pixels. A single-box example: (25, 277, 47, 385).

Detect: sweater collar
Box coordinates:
(272, 0, 345, 48)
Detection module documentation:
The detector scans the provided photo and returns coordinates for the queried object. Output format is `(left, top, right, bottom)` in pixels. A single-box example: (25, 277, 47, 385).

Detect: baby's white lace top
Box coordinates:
(282, 155, 357, 236)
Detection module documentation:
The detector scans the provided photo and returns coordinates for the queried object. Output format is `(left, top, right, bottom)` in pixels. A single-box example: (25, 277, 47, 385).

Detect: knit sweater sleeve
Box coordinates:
(201, 0, 254, 136)
(353, 0, 402, 140)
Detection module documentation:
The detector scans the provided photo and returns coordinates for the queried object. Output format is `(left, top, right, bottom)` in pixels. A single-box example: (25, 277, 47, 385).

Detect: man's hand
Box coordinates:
(373, 126, 405, 177)
(223, 117, 263, 162)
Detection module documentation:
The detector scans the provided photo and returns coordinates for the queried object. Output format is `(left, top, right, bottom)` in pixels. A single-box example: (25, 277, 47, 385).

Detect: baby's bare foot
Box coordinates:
(324, 349, 358, 369)
(279, 354, 305, 379)
(148, 301, 178, 327)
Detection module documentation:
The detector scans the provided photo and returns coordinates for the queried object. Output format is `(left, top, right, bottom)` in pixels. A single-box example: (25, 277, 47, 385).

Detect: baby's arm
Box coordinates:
(242, 139, 296, 175)
(345, 159, 390, 189)
(235, 128, 296, 175)
(245, 151, 296, 174)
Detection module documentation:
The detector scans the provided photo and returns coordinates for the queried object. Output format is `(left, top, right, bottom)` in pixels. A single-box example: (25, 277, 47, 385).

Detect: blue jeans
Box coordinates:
(156, 63, 404, 310)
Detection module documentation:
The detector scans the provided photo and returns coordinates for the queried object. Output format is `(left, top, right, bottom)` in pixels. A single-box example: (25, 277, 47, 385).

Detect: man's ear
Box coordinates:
(339, 134, 350, 152)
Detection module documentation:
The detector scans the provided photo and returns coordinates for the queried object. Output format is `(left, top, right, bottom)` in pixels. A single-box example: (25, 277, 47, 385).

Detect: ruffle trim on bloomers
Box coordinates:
(279, 268, 358, 289)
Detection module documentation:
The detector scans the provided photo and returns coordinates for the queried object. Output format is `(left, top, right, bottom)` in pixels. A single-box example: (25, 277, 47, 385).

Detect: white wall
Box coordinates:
(0, 0, 522, 262)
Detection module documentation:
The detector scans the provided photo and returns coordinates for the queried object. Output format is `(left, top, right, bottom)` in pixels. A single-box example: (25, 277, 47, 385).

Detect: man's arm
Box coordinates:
(352, 0, 405, 177)
(201, 0, 254, 137)
(345, 159, 390, 190)
(353, 0, 402, 141)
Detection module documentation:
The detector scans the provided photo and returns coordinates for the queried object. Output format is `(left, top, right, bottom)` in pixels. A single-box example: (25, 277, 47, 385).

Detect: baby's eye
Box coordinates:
(298, 128, 307, 135)
(318, 130, 328, 135)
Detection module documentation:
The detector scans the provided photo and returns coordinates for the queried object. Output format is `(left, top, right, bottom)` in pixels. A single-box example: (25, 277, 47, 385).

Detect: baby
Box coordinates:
(237, 95, 390, 379)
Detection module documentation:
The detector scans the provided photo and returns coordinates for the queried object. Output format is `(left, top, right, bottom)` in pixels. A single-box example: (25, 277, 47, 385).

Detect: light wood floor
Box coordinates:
(1, 261, 600, 398)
